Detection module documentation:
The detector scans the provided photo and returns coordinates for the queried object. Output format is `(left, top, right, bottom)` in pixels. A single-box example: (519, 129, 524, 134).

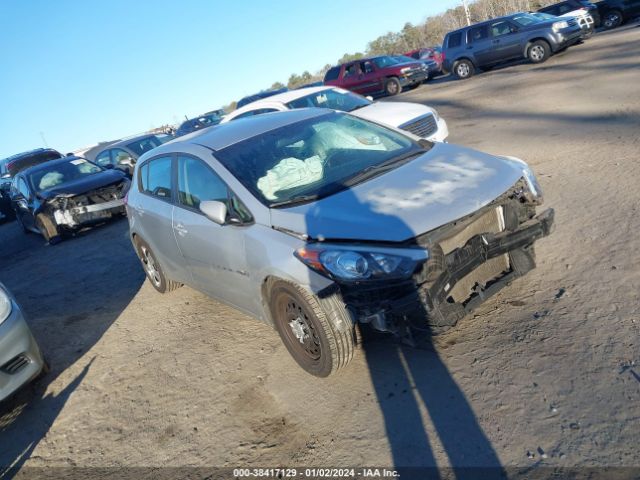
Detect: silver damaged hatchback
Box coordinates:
(126, 109, 554, 377)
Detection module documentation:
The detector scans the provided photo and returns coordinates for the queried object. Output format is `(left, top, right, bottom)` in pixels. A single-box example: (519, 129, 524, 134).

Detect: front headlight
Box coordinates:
(504, 156, 544, 202)
(295, 245, 428, 283)
(0, 286, 12, 325)
(553, 20, 569, 31)
(400, 67, 411, 74)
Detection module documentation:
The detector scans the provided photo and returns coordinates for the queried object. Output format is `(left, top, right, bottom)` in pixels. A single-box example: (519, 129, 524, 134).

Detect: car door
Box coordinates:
(11, 176, 36, 230)
(626, 0, 640, 15)
(466, 24, 494, 66)
(489, 20, 522, 61)
(171, 154, 253, 309)
(134, 155, 188, 283)
(357, 60, 383, 94)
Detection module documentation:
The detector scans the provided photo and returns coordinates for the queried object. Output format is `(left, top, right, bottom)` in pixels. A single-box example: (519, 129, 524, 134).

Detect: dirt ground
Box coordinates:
(1, 23, 639, 478)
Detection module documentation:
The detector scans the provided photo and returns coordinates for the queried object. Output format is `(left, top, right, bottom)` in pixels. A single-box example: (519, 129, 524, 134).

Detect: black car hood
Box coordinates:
(39, 169, 127, 200)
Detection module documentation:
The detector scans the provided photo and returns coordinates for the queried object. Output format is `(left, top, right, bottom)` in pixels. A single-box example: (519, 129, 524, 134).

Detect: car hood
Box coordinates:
(39, 170, 127, 200)
(269, 143, 526, 243)
(350, 101, 437, 130)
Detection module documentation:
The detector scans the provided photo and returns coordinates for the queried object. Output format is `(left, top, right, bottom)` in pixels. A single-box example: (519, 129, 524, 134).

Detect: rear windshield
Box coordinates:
(324, 66, 341, 82)
(447, 32, 463, 48)
(286, 88, 371, 112)
(6, 150, 63, 177)
(28, 158, 103, 192)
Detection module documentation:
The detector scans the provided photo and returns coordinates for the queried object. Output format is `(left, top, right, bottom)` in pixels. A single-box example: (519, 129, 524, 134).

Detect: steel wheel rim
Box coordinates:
(457, 63, 469, 77)
(388, 81, 399, 95)
(280, 296, 321, 361)
(605, 13, 619, 27)
(531, 46, 544, 61)
(141, 246, 161, 287)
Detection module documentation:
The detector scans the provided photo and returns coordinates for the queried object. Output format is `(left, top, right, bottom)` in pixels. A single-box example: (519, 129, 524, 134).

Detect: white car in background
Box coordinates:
(221, 86, 449, 143)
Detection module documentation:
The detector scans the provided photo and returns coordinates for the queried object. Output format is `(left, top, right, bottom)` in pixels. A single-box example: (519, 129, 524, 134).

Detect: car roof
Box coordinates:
(18, 156, 87, 176)
(145, 108, 332, 155)
(447, 12, 527, 34)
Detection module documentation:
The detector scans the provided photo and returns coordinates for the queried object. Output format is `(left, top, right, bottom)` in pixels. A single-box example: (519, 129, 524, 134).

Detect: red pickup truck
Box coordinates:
(323, 55, 428, 97)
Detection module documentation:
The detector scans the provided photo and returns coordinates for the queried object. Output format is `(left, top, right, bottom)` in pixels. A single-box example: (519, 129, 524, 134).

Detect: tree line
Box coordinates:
(224, 0, 558, 112)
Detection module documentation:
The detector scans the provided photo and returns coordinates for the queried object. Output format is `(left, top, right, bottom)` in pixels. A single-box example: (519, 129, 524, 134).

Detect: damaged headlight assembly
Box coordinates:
(503, 156, 544, 204)
(295, 245, 428, 283)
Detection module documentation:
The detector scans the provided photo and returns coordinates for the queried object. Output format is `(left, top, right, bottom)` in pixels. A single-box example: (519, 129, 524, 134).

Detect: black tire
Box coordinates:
(35, 213, 62, 244)
(528, 40, 551, 64)
(602, 9, 623, 29)
(384, 77, 401, 96)
(581, 26, 594, 39)
(268, 280, 359, 377)
(453, 59, 474, 79)
(134, 237, 182, 293)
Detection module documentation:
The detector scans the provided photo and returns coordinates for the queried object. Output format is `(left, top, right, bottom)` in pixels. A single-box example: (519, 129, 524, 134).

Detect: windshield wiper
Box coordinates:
(270, 194, 320, 208)
(344, 148, 428, 186)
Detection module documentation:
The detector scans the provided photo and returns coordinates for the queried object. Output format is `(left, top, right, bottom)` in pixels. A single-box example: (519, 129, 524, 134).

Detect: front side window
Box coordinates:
(95, 150, 113, 167)
(28, 159, 102, 192)
(144, 156, 172, 199)
(215, 112, 426, 207)
(177, 156, 228, 209)
(17, 178, 31, 198)
(491, 21, 515, 37)
(286, 88, 371, 112)
(112, 148, 135, 165)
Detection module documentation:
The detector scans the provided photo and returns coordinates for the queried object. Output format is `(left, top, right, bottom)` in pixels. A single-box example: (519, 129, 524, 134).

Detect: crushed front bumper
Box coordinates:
(340, 204, 554, 334)
(53, 198, 126, 228)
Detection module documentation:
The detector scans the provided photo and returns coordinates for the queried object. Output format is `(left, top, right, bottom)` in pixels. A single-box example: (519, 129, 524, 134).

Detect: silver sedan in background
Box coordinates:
(126, 109, 553, 377)
(0, 283, 45, 401)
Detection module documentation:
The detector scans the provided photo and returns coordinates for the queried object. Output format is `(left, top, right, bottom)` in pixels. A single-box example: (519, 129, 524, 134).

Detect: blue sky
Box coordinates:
(0, 0, 460, 157)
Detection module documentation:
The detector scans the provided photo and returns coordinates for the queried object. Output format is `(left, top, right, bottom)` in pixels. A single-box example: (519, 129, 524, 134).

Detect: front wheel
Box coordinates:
(453, 59, 474, 79)
(35, 213, 62, 244)
(602, 10, 622, 29)
(269, 280, 359, 377)
(384, 77, 401, 96)
(581, 26, 594, 39)
(528, 40, 551, 64)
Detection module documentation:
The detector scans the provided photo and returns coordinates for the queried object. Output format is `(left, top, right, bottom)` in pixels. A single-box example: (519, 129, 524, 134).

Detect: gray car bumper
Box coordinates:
(0, 301, 44, 402)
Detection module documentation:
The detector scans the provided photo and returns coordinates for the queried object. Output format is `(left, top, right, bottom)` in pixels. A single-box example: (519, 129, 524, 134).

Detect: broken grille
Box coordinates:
(399, 114, 437, 138)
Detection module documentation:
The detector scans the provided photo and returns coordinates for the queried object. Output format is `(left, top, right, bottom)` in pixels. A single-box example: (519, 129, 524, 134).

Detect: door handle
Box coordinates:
(174, 223, 188, 236)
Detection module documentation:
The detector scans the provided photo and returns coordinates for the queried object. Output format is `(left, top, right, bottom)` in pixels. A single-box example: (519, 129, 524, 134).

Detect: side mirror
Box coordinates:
(199, 200, 227, 225)
(119, 158, 135, 167)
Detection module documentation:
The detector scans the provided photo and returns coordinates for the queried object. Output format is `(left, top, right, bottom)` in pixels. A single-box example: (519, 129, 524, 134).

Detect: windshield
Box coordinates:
(532, 12, 556, 20)
(512, 13, 544, 26)
(214, 112, 426, 207)
(372, 56, 401, 69)
(286, 88, 371, 112)
(126, 136, 164, 156)
(28, 158, 103, 192)
(393, 55, 417, 64)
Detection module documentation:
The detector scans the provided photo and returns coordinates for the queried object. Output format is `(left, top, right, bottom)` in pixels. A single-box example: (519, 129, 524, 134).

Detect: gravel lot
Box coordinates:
(1, 23, 639, 478)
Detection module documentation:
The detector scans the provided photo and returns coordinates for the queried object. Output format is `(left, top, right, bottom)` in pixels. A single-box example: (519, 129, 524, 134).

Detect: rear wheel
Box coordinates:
(35, 213, 62, 244)
(134, 237, 182, 293)
(528, 40, 551, 64)
(269, 280, 359, 377)
(602, 10, 622, 29)
(453, 59, 474, 79)
(384, 77, 401, 96)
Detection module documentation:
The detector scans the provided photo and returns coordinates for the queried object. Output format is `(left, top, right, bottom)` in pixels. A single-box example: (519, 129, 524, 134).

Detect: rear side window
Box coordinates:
(143, 156, 172, 199)
(447, 32, 463, 48)
(324, 66, 341, 82)
(467, 25, 489, 43)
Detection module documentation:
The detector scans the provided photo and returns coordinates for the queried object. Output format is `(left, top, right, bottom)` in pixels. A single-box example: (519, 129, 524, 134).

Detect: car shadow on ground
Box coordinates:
(0, 218, 144, 475)
(306, 179, 505, 477)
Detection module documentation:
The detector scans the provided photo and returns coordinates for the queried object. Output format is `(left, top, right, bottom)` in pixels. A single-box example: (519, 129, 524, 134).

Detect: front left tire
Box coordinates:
(36, 213, 61, 244)
(268, 280, 359, 377)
